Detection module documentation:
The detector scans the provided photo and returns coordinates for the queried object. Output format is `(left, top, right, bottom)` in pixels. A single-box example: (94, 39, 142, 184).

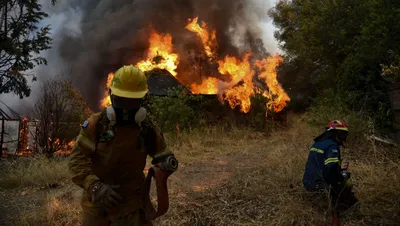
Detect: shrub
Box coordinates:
(148, 86, 289, 132)
(147, 86, 205, 132)
(247, 93, 268, 130)
(304, 89, 373, 144)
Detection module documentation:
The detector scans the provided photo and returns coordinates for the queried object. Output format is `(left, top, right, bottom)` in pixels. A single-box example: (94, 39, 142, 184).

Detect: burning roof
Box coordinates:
(146, 69, 191, 96)
(100, 16, 290, 116)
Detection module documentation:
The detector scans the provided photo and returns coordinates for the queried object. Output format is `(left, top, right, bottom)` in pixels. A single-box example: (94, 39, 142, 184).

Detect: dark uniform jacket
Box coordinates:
(302, 137, 344, 191)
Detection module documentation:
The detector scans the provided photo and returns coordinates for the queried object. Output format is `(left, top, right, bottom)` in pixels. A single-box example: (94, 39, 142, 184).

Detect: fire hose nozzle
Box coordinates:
(160, 155, 179, 172)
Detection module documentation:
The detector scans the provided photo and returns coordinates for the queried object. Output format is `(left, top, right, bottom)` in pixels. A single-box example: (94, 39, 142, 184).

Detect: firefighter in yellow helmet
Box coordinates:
(69, 65, 178, 226)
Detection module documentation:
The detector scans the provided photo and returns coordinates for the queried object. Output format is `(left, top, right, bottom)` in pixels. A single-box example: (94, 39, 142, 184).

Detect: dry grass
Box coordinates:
(168, 124, 267, 165)
(0, 155, 70, 189)
(1, 113, 399, 226)
(9, 187, 82, 226)
(157, 115, 400, 226)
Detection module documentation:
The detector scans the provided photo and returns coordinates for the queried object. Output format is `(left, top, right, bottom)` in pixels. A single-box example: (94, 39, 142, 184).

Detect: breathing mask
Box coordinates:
(107, 95, 147, 126)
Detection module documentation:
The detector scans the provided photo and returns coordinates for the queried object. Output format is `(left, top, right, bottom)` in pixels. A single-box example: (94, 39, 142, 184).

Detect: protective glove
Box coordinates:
(88, 181, 122, 213)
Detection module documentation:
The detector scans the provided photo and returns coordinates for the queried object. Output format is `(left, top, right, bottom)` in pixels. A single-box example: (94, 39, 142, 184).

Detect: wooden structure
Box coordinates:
(0, 101, 39, 156)
(146, 69, 192, 96)
(145, 69, 288, 128)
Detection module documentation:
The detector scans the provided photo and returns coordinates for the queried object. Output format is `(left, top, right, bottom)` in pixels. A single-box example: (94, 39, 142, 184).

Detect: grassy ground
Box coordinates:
(0, 113, 399, 226)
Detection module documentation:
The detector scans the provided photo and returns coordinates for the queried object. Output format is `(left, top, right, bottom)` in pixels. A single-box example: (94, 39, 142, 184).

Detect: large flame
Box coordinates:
(136, 31, 179, 76)
(190, 77, 219, 94)
(217, 54, 254, 86)
(193, 54, 288, 113)
(222, 82, 255, 113)
(101, 30, 179, 108)
(186, 17, 217, 58)
(217, 54, 255, 113)
(255, 56, 290, 113)
(99, 17, 290, 116)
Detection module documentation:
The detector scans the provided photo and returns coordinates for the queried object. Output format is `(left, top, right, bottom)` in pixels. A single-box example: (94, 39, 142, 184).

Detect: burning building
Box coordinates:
(0, 101, 39, 156)
(0, 101, 77, 157)
(98, 18, 290, 116)
(57, 0, 289, 115)
(146, 69, 191, 96)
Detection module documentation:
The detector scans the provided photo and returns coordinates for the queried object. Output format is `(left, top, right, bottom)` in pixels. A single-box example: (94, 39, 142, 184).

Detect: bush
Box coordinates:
(304, 89, 373, 144)
(147, 86, 205, 132)
(247, 93, 267, 130)
(148, 86, 289, 132)
(247, 92, 289, 131)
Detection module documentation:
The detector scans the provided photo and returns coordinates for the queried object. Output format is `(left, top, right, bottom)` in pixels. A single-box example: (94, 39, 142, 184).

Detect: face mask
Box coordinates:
(106, 106, 147, 126)
(109, 95, 146, 125)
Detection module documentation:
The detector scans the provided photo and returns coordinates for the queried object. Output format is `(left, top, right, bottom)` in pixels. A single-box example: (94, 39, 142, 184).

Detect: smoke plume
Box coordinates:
(56, 0, 277, 110)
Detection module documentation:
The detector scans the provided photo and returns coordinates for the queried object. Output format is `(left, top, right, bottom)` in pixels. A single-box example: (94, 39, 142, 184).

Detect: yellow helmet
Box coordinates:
(110, 65, 148, 98)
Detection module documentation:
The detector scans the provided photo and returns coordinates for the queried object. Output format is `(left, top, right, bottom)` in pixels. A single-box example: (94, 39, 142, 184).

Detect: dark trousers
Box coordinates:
(305, 181, 358, 212)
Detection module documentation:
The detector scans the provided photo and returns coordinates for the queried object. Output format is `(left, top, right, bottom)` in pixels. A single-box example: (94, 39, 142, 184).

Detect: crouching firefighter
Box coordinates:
(68, 65, 178, 226)
(302, 120, 358, 212)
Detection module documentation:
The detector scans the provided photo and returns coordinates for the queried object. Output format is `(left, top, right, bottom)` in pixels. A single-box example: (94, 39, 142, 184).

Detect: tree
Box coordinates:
(33, 79, 91, 157)
(382, 52, 400, 82)
(0, 0, 52, 98)
(270, 0, 400, 128)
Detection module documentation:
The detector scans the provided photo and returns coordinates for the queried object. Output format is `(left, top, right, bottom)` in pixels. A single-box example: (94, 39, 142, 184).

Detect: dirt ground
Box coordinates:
(0, 148, 261, 224)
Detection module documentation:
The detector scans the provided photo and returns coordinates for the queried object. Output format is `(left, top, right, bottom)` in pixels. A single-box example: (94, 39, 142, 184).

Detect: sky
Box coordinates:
(0, 0, 281, 116)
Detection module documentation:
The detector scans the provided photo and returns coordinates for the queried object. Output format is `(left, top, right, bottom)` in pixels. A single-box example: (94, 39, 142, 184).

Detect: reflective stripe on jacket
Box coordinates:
(302, 138, 344, 190)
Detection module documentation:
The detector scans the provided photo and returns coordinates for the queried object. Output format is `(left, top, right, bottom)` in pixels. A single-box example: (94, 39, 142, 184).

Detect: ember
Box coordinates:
(54, 139, 75, 156)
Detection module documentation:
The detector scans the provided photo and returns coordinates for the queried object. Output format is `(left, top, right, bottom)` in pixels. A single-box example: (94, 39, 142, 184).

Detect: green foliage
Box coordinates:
(147, 86, 290, 132)
(382, 52, 400, 82)
(248, 93, 267, 130)
(304, 89, 374, 143)
(0, 0, 52, 98)
(271, 0, 400, 131)
(148, 86, 205, 132)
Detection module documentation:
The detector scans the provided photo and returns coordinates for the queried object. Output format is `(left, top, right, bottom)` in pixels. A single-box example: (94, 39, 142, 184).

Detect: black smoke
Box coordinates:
(59, 0, 270, 110)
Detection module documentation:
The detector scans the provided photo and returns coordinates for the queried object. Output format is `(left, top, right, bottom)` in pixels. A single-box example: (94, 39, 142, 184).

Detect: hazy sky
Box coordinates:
(0, 0, 281, 116)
